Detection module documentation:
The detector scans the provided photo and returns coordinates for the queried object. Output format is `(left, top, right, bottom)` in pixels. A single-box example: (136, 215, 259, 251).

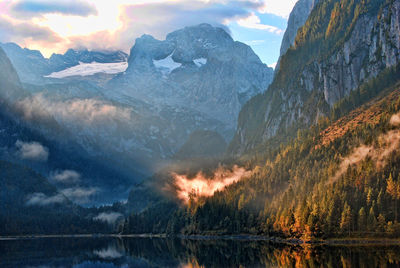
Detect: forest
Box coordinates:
(123, 63, 400, 239)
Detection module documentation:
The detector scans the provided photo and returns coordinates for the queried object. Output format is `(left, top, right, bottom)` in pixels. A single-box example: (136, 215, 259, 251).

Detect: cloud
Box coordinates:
(328, 112, 400, 184)
(258, 0, 298, 18)
(171, 165, 251, 203)
(11, 0, 97, 17)
(15, 140, 49, 162)
(244, 39, 266, 45)
(390, 113, 400, 126)
(0, 16, 62, 44)
(237, 13, 283, 34)
(50, 170, 81, 184)
(93, 246, 123, 259)
(93, 212, 123, 225)
(17, 95, 132, 124)
(1, 0, 292, 63)
(61, 187, 98, 204)
(26, 192, 66, 206)
(67, 0, 266, 52)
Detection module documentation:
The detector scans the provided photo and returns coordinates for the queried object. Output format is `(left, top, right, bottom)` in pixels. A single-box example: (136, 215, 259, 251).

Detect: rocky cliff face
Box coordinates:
(110, 23, 274, 129)
(276, 0, 319, 71)
(0, 47, 27, 103)
(231, 0, 400, 154)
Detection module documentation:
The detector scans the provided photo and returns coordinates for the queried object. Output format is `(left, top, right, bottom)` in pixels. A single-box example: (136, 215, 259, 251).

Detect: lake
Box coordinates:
(1, 237, 400, 267)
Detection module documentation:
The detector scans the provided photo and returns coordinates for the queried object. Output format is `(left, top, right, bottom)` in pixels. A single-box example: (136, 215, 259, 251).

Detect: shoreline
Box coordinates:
(1, 234, 400, 246)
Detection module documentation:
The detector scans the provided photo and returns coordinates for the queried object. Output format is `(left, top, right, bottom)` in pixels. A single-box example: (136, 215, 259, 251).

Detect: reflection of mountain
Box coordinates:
(1, 237, 399, 267)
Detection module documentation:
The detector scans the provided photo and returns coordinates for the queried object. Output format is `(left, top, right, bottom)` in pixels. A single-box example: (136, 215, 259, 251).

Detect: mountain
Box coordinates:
(0, 42, 127, 84)
(276, 0, 319, 72)
(120, 0, 400, 239)
(109, 23, 274, 129)
(0, 24, 273, 205)
(123, 62, 400, 238)
(48, 48, 127, 72)
(0, 47, 28, 103)
(0, 47, 144, 205)
(230, 0, 400, 155)
(1, 25, 273, 180)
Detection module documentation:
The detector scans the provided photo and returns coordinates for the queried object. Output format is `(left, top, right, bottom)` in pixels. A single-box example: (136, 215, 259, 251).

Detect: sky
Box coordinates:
(0, 0, 298, 67)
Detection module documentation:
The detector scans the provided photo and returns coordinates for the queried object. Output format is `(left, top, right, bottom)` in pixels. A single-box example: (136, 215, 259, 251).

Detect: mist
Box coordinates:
(329, 112, 400, 184)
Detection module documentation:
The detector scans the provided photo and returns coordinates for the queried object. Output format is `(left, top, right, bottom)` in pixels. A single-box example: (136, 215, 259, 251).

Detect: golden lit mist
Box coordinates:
(329, 112, 400, 184)
(172, 165, 251, 203)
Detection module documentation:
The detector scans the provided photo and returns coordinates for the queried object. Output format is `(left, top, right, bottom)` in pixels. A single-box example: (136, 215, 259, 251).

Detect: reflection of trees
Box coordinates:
(120, 238, 400, 267)
(2, 238, 400, 267)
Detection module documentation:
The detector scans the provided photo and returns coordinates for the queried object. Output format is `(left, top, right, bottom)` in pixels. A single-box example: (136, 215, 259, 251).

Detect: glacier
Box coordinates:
(45, 61, 128, 78)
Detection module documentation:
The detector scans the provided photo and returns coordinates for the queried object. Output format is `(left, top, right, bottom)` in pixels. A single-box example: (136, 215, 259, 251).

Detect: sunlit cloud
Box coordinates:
(268, 62, 277, 69)
(0, 15, 62, 44)
(259, 0, 298, 18)
(237, 13, 282, 34)
(0, 0, 297, 64)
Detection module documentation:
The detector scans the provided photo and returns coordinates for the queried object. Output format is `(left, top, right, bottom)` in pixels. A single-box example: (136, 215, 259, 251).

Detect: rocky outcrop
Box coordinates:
(231, 0, 400, 154)
(299, 0, 400, 106)
(280, 0, 319, 59)
(0, 47, 27, 102)
(276, 0, 319, 72)
(110, 23, 274, 130)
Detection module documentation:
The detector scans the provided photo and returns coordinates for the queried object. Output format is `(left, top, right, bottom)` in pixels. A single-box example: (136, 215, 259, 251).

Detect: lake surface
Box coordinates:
(1, 237, 400, 267)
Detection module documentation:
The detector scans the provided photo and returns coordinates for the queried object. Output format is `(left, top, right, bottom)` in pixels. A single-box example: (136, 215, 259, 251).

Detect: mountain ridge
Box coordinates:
(230, 0, 400, 155)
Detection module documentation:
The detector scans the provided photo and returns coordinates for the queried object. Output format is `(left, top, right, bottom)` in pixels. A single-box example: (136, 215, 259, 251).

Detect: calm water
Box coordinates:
(1, 237, 400, 267)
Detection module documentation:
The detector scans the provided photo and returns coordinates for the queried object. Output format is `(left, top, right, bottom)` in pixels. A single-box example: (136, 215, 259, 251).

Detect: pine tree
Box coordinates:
(340, 203, 352, 236)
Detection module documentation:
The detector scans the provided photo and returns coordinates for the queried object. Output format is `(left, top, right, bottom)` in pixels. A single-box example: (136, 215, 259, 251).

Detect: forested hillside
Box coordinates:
(124, 63, 400, 238)
(230, 0, 400, 155)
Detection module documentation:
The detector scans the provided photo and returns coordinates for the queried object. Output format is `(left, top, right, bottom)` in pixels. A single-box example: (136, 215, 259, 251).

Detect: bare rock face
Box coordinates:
(276, 0, 319, 72)
(110, 23, 274, 130)
(300, 0, 400, 106)
(0, 47, 26, 103)
(231, 0, 400, 154)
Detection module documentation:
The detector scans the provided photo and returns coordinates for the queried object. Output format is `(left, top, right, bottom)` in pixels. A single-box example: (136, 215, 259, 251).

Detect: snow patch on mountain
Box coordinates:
(194, 58, 207, 67)
(45, 61, 128, 78)
(153, 55, 181, 76)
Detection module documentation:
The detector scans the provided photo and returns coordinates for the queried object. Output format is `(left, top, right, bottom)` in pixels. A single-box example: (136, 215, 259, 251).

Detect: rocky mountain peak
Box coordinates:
(112, 23, 274, 130)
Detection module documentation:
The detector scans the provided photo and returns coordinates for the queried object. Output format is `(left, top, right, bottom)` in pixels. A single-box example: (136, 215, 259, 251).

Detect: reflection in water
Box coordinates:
(1, 237, 400, 267)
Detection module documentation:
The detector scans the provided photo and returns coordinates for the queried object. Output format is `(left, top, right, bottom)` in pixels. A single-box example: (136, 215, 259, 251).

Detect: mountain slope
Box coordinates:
(0, 47, 27, 103)
(124, 69, 400, 238)
(230, 0, 400, 155)
(0, 47, 143, 205)
(0, 160, 111, 235)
